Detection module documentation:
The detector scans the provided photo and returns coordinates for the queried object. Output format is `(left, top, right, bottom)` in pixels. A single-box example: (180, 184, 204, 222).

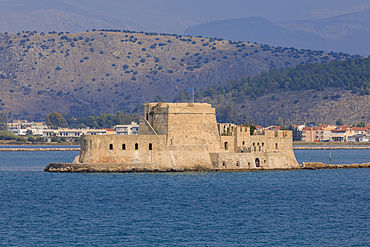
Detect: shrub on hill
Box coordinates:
(0, 130, 17, 140)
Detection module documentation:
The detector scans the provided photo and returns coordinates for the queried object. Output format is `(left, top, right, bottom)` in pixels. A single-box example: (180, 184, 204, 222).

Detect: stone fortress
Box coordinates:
(45, 103, 299, 172)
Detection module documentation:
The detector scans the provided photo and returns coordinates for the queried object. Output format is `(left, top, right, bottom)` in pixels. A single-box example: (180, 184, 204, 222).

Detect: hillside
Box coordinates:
(0, 30, 343, 120)
(175, 58, 370, 126)
(185, 10, 370, 56)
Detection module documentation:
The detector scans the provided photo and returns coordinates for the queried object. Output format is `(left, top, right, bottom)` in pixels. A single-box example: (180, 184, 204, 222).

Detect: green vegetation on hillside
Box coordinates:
(175, 57, 370, 103)
(64, 112, 139, 129)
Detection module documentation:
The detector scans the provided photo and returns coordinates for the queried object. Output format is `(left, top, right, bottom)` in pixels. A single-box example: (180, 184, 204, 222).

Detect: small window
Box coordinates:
(275, 143, 278, 150)
(224, 142, 228, 150)
(253, 143, 255, 146)
(242, 141, 245, 145)
(135, 143, 138, 150)
(149, 143, 152, 150)
(122, 144, 126, 150)
(109, 144, 113, 150)
(257, 143, 260, 146)
(262, 143, 264, 147)
(236, 162, 239, 167)
(255, 158, 260, 167)
(222, 162, 226, 166)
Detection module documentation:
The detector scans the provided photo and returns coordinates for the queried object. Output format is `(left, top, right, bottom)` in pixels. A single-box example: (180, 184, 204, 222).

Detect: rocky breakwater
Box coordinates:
(294, 146, 370, 150)
(299, 162, 370, 169)
(0, 148, 81, 152)
(44, 163, 211, 173)
(44, 162, 370, 173)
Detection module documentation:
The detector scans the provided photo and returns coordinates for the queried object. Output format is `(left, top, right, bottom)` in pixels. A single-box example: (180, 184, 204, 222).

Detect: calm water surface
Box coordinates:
(0, 150, 369, 246)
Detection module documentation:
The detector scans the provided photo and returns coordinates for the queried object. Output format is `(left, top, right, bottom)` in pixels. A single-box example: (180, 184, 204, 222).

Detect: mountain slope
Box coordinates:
(0, 30, 343, 120)
(185, 17, 326, 51)
(185, 11, 370, 56)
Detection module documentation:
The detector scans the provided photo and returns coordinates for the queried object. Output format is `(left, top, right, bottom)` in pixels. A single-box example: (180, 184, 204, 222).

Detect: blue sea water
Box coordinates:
(0, 150, 369, 246)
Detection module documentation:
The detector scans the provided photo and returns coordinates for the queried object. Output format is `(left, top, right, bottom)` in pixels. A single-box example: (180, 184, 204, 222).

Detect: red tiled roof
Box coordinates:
(352, 127, 367, 131)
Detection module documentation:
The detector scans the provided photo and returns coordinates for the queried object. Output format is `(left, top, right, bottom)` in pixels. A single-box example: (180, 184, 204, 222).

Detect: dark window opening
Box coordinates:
(222, 162, 226, 166)
(109, 144, 113, 150)
(236, 162, 239, 167)
(146, 113, 149, 120)
(242, 141, 245, 145)
(149, 143, 152, 150)
(135, 143, 138, 150)
(255, 158, 260, 167)
(122, 144, 126, 150)
(224, 142, 228, 150)
(275, 143, 278, 150)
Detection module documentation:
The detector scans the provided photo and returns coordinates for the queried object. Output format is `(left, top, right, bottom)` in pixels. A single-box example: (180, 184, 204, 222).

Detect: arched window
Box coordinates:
(242, 141, 245, 145)
(224, 142, 228, 150)
(236, 161, 239, 167)
(122, 144, 126, 150)
(149, 143, 152, 150)
(109, 144, 113, 150)
(135, 143, 138, 150)
(275, 143, 278, 150)
(255, 158, 260, 167)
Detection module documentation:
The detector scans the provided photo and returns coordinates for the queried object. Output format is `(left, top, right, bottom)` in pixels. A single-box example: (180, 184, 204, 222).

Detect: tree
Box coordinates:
(26, 129, 33, 136)
(336, 118, 344, 126)
(0, 130, 17, 140)
(356, 121, 366, 127)
(27, 136, 35, 143)
(46, 112, 68, 129)
(51, 136, 59, 142)
(0, 111, 8, 130)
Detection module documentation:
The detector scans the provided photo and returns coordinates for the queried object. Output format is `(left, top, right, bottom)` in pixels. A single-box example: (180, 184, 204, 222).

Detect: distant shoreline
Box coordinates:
(1, 146, 370, 152)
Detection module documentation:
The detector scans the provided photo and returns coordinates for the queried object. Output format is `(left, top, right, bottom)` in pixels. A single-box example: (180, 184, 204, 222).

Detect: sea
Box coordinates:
(0, 147, 369, 246)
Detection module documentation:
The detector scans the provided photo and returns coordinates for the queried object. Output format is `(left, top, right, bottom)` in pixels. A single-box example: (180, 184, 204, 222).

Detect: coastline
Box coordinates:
(2, 146, 370, 151)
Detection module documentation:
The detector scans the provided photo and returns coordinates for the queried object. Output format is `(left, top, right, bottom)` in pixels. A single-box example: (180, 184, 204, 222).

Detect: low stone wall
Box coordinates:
(44, 162, 370, 173)
(0, 148, 80, 152)
(294, 146, 370, 150)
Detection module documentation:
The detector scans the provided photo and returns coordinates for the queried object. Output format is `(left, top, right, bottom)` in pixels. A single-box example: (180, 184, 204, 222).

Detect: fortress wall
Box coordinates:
(78, 135, 169, 165)
(138, 118, 156, 135)
(220, 135, 234, 152)
(217, 129, 298, 168)
(210, 149, 297, 170)
(77, 135, 216, 169)
(234, 126, 250, 152)
(146, 103, 220, 151)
